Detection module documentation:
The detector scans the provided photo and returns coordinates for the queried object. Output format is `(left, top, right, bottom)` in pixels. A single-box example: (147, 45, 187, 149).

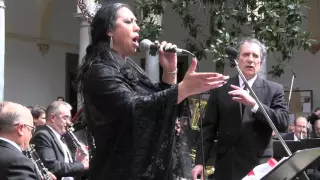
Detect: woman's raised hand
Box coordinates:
(177, 58, 229, 103)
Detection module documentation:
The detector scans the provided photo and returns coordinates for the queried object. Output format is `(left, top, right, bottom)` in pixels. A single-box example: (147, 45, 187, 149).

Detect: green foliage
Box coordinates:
(168, 0, 315, 78)
(93, 0, 315, 78)
(138, 18, 163, 42)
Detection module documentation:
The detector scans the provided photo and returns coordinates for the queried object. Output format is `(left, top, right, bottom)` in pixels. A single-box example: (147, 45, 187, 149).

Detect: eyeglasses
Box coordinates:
(14, 123, 36, 134)
(295, 125, 306, 129)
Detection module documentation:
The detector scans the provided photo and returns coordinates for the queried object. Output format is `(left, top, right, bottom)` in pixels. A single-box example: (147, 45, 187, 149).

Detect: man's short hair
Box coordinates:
(31, 106, 46, 119)
(46, 101, 72, 121)
(0, 102, 20, 133)
(237, 37, 267, 63)
(294, 116, 307, 125)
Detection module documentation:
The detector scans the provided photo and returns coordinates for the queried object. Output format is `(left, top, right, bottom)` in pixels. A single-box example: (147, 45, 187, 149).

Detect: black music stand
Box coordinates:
(261, 148, 320, 180)
(273, 140, 303, 160)
(301, 138, 320, 149)
(301, 139, 320, 169)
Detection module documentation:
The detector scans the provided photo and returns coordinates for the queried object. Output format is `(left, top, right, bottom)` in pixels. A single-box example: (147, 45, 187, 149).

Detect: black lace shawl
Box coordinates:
(82, 56, 182, 180)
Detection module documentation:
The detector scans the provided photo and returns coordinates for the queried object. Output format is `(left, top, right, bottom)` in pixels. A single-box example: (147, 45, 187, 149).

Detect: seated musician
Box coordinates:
(282, 116, 308, 141)
(0, 101, 43, 180)
(31, 101, 89, 180)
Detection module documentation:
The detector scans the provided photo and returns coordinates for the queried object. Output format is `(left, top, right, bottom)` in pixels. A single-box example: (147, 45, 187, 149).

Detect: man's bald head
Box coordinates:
(0, 102, 34, 150)
(294, 116, 308, 139)
(0, 102, 33, 133)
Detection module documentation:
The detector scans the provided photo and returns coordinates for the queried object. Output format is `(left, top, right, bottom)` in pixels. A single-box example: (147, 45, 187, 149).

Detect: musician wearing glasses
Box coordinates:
(282, 116, 308, 140)
(31, 101, 89, 180)
(0, 101, 39, 180)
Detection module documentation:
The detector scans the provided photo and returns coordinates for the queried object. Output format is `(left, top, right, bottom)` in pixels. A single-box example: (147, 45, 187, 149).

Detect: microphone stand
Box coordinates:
(230, 60, 310, 180)
(288, 69, 296, 110)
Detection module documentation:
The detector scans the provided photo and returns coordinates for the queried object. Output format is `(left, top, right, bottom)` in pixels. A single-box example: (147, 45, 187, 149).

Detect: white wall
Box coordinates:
(5, 0, 79, 107)
(4, 0, 320, 109)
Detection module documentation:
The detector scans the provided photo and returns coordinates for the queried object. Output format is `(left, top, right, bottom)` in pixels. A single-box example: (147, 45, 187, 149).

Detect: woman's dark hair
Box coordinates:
(74, 3, 130, 96)
(31, 106, 46, 119)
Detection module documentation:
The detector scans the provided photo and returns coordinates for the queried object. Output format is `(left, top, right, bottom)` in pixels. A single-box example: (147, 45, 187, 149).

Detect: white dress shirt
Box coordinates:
(294, 133, 299, 141)
(46, 125, 74, 180)
(0, 137, 22, 152)
(238, 75, 259, 113)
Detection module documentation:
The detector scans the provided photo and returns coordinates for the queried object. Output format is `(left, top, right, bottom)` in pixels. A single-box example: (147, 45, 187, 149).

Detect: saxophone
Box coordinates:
(25, 144, 53, 180)
(65, 122, 89, 157)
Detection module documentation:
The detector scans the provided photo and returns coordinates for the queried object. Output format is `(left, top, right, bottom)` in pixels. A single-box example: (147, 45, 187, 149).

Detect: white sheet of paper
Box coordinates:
(302, 103, 311, 113)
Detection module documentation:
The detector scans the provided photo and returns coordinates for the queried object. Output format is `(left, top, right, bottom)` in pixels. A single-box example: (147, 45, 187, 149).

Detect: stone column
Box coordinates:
(74, 8, 90, 110)
(0, 0, 5, 101)
(144, 12, 164, 82)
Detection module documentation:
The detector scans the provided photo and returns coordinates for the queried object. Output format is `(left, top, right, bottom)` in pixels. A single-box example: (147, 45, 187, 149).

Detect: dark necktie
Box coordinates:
(242, 85, 248, 114)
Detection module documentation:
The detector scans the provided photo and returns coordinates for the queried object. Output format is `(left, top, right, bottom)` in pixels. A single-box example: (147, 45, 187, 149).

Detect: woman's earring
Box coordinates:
(110, 36, 113, 49)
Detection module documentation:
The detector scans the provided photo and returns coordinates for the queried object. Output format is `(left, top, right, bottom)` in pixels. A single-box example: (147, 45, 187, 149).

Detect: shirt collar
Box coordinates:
(238, 74, 257, 88)
(294, 133, 299, 141)
(46, 125, 61, 140)
(0, 137, 22, 152)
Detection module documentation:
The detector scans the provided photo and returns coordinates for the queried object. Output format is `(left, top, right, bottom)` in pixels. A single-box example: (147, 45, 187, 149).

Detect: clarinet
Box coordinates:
(25, 144, 53, 180)
(65, 122, 89, 157)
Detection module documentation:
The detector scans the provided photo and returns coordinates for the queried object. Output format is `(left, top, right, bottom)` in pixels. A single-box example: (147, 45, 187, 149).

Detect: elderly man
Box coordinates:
(282, 116, 308, 140)
(0, 101, 39, 180)
(192, 37, 289, 180)
(31, 101, 89, 180)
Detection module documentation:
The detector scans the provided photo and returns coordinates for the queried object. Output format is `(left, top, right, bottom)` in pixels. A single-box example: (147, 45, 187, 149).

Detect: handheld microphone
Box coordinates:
(139, 39, 184, 54)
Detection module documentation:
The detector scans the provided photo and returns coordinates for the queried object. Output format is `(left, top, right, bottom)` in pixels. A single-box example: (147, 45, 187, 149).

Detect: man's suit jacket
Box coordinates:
(281, 132, 295, 140)
(31, 125, 85, 180)
(0, 139, 39, 180)
(195, 76, 289, 180)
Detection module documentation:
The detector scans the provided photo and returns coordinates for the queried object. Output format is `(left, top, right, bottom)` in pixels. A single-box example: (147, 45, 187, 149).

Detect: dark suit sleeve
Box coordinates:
(195, 89, 219, 165)
(4, 156, 38, 180)
(31, 131, 85, 177)
(281, 132, 294, 140)
(253, 83, 289, 132)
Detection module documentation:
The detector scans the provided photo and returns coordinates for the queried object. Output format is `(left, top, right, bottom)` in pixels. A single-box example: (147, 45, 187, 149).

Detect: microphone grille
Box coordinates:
(226, 47, 238, 59)
(139, 39, 153, 50)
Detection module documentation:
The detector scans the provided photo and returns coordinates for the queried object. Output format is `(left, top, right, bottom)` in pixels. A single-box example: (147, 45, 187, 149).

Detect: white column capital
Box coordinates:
(73, 13, 90, 27)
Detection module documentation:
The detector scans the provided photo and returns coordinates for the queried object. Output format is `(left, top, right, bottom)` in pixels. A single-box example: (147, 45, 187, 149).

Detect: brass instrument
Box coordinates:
(190, 149, 215, 176)
(189, 98, 207, 130)
(188, 98, 214, 175)
(65, 122, 89, 157)
(25, 144, 53, 180)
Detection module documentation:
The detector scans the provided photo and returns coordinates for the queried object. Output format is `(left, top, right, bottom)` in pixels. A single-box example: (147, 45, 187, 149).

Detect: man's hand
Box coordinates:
(192, 165, 204, 180)
(228, 84, 256, 107)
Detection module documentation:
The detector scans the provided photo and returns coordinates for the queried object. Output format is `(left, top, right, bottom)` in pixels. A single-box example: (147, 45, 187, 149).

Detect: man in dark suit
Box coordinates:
(192, 38, 289, 180)
(0, 101, 40, 180)
(31, 101, 89, 180)
(282, 116, 308, 140)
